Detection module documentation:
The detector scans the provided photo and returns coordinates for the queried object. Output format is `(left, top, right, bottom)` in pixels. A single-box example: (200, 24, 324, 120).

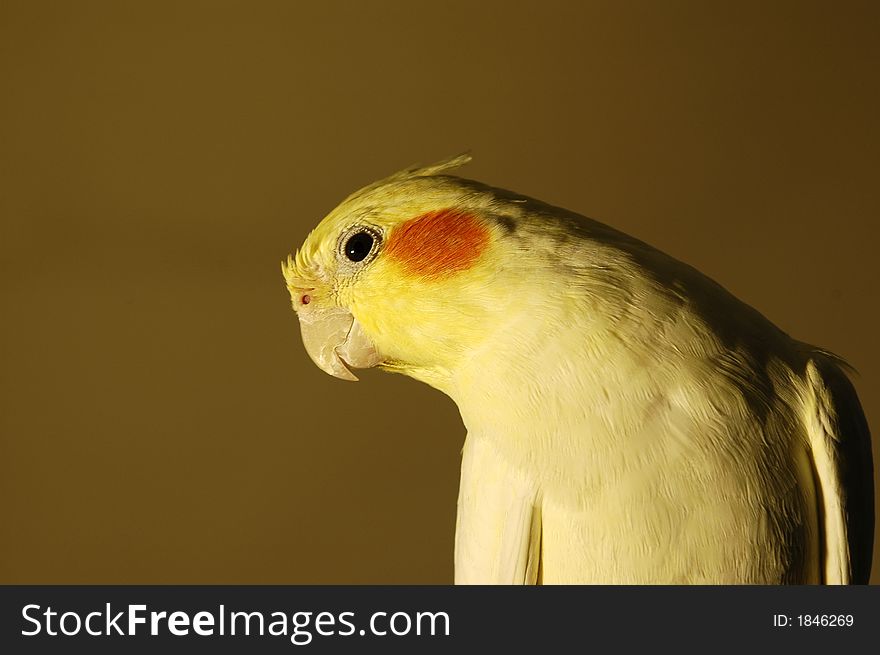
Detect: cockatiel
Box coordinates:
(282, 155, 874, 584)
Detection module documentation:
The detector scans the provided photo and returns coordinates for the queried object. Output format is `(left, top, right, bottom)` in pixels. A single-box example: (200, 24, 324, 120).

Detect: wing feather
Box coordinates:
(454, 434, 542, 584)
(805, 357, 874, 584)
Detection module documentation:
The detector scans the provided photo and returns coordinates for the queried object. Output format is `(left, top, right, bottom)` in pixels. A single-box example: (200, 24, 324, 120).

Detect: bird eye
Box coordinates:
(344, 231, 375, 262)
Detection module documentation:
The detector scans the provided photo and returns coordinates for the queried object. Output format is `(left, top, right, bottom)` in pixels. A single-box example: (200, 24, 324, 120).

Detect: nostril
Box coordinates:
(301, 294, 311, 305)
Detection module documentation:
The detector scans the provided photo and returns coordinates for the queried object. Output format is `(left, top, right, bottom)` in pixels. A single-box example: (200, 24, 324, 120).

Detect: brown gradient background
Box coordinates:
(1, 1, 878, 584)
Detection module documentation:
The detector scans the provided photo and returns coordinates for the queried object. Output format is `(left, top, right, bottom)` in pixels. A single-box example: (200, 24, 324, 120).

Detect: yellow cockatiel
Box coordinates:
(282, 155, 874, 584)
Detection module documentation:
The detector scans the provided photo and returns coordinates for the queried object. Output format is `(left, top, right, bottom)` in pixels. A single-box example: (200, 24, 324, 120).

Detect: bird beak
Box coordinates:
(296, 306, 381, 382)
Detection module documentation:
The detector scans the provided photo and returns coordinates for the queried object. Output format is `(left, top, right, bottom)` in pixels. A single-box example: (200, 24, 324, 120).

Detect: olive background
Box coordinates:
(1, 1, 878, 583)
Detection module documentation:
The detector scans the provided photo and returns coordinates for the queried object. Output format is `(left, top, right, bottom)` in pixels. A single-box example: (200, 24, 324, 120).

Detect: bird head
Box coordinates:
(281, 154, 523, 391)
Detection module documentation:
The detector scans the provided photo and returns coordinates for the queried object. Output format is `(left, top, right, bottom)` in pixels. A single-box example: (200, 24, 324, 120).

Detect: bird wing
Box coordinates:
(454, 434, 542, 584)
(804, 357, 875, 584)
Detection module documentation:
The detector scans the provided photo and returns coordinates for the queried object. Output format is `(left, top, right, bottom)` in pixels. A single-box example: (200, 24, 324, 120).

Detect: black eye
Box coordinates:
(344, 231, 375, 262)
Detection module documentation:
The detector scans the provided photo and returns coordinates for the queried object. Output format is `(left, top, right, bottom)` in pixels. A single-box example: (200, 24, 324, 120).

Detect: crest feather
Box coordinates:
(396, 152, 472, 179)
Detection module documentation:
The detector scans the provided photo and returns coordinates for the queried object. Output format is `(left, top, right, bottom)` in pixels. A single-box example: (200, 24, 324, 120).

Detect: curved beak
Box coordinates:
(296, 306, 381, 381)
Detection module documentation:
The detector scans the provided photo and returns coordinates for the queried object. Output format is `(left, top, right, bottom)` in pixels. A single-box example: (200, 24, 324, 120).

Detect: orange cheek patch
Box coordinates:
(385, 209, 490, 278)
